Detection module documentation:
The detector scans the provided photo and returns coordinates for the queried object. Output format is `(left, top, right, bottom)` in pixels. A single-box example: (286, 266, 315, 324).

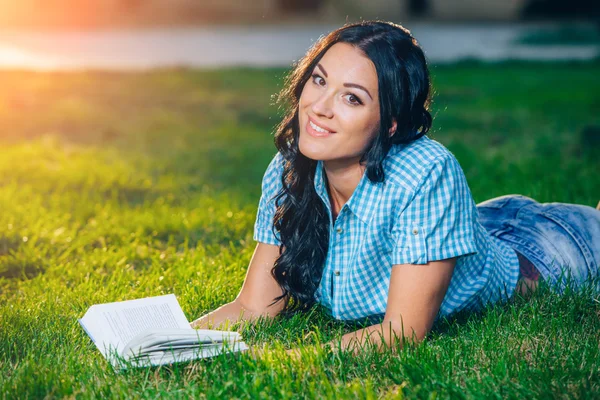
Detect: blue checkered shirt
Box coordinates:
(254, 136, 520, 321)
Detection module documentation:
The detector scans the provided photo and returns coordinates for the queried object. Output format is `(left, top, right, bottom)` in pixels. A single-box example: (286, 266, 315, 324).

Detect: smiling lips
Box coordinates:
(306, 116, 336, 137)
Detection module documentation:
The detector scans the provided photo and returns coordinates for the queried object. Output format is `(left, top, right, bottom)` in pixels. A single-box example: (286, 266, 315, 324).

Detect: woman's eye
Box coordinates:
(311, 74, 325, 86)
(345, 94, 362, 106)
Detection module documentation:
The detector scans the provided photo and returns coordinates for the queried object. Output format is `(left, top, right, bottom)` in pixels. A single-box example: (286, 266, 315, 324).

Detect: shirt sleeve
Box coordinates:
(253, 152, 284, 245)
(391, 153, 478, 265)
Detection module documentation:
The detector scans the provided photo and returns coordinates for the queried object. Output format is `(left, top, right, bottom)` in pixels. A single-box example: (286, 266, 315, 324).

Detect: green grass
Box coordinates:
(1, 62, 600, 398)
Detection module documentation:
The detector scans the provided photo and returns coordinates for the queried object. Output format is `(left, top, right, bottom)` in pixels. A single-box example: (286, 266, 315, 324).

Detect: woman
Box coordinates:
(191, 21, 600, 354)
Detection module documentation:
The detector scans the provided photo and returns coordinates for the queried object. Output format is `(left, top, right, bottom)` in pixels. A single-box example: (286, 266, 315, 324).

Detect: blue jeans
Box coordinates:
(477, 195, 600, 293)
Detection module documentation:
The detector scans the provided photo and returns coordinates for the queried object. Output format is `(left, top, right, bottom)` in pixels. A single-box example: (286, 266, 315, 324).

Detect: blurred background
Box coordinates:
(0, 0, 599, 68)
(0, 0, 599, 28)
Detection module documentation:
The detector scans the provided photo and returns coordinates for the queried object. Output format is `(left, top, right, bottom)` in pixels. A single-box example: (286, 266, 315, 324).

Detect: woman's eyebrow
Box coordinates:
(317, 62, 373, 100)
(344, 83, 373, 100)
(317, 63, 328, 77)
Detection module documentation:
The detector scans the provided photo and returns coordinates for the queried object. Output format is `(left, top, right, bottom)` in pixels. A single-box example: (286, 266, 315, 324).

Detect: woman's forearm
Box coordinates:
(284, 321, 410, 359)
(191, 243, 284, 330)
(190, 299, 275, 330)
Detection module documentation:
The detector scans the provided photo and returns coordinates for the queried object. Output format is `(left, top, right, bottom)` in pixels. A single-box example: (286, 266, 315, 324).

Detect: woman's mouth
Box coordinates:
(306, 117, 335, 137)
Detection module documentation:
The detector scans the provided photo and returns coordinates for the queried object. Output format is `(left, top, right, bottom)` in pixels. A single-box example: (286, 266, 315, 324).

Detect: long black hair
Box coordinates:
(270, 21, 432, 314)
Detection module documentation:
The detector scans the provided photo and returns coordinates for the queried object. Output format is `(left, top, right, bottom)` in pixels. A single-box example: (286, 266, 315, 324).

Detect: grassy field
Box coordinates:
(1, 62, 599, 399)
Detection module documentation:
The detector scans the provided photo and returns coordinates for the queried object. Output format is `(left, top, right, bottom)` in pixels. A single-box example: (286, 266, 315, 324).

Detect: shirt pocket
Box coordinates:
(375, 231, 394, 254)
(356, 228, 394, 273)
(367, 234, 395, 278)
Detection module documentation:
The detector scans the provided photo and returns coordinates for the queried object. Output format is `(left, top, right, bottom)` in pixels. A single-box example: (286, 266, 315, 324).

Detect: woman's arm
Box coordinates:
(190, 242, 285, 329)
(319, 258, 456, 355)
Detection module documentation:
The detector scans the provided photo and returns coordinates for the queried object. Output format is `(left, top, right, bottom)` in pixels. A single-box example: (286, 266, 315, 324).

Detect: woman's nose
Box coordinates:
(311, 92, 334, 119)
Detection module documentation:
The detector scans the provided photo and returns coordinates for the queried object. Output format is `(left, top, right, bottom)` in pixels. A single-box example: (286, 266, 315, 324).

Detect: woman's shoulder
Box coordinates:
(383, 135, 463, 191)
(265, 151, 285, 170)
(261, 152, 284, 179)
(259, 152, 285, 199)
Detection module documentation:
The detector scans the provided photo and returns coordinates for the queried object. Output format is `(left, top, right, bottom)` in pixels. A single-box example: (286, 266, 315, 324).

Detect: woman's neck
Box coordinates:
(323, 159, 365, 220)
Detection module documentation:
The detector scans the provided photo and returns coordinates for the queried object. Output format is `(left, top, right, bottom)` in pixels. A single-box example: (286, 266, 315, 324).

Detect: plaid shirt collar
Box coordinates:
(313, 160, 383, 226)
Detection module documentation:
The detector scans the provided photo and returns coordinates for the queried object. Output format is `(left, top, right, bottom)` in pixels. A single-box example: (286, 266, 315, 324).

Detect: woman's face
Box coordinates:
(298, 42, 381, 165)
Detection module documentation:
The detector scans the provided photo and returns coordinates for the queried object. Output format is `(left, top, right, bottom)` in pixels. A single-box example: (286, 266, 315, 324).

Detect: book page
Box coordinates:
(122, 328, 244, 357)
(128, 341, 249, 367)
(79, 294, 190, 358)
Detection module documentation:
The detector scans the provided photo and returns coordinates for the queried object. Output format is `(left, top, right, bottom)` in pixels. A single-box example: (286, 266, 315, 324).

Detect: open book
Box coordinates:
(79, 294, 248, 368)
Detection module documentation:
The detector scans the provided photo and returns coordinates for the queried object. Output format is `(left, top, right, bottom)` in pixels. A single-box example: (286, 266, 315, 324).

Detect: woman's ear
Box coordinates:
(389, 120, 397, 137)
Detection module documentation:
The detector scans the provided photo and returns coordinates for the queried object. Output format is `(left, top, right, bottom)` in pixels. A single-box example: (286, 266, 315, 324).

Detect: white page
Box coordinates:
(79, 305, 108, 351)
(79, 294, 190, 358)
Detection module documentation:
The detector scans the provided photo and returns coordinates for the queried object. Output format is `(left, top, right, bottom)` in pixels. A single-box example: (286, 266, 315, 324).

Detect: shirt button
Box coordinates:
(334, 271, 340, 276)
(336, 227, 343, 234)
(412, 228, 419, 235)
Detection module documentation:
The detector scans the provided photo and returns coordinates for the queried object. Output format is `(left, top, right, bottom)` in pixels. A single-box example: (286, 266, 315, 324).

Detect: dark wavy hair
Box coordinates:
(270, 21, 433, 315)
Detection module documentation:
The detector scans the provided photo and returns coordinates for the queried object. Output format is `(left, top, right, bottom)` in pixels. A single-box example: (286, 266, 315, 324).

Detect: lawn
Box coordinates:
(1, 62, 599, 399)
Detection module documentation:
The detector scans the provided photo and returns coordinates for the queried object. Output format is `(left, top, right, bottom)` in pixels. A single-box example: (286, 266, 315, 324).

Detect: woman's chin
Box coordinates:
(298, 142, 331, 162)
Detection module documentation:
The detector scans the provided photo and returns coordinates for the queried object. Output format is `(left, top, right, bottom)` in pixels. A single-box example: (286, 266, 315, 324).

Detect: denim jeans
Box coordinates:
(477, 195, 600, 293)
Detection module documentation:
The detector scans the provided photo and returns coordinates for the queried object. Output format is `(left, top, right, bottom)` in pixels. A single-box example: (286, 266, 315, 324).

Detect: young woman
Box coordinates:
(191, 21, 600, 354)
